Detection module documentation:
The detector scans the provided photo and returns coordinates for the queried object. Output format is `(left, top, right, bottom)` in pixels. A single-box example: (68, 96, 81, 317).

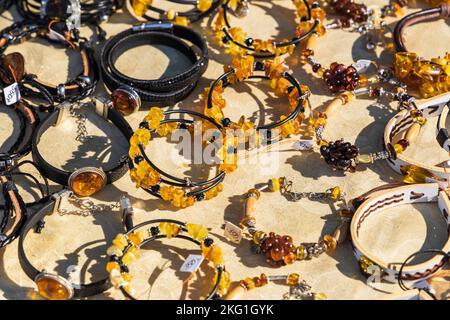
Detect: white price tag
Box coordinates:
(352, 59, 372, 73)
(224, 221, 243, 244)
(292, 139, 315, 151)
(180, 254, 204, 273)
(3, 82, 20, 106)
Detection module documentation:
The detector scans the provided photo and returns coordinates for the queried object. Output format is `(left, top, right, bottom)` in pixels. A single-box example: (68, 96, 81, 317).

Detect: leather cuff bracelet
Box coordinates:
(106, 218, 229, 300)
(350, 183, 450, 282)
(129, 108, 226, 208)
(100, 22, 208, 106)
(437, 95, 450, 152)
(32, 99, 133, 197)
(18, 190, 134, 300)
(384, 92, 450, 182)
(127, 0, 221, 26)
(0, 21, 98, 103)
(0, 100, 38, 168)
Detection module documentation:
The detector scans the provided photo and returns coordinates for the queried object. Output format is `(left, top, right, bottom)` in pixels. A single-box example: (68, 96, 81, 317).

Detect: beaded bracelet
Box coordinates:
(204, 56, 308, 151)
(384, 92, 450, 182)
(238, 177, 350, 267)
(128, 107, 227, 208)
(128, 0, 221, 26)
(214, 0, 319, 58)
(349, 183, 450, 283)
(393, 4, 450, 98)
(106, 219, 230, 300)
(224, 272, 326, 300)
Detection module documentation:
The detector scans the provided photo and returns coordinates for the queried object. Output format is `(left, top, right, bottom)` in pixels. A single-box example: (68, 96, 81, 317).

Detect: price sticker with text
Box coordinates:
(4, 83, 21, 106)
(180, 254, 204, 273)
(224, 221, 243, 244)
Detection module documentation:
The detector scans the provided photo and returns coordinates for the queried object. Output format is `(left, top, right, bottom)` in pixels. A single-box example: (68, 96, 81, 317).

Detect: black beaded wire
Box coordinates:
(114, 218, 223, 300)
(221, 0, 319, 58)
(132, 109, 226, 200)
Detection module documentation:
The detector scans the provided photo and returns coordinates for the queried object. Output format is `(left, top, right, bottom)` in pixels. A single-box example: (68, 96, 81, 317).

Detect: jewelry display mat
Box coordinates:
(0, 0, 448, 300)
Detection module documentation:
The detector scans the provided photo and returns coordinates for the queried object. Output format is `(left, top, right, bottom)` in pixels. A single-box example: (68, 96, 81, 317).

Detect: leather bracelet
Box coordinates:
(437, 96, 450, 152)
(17, 190, 134, 300)
(31, 98, 133, 197)
(106, 218, 229, 300)
(129, 107, 226, 208)
(0, 21, 98, 103)
(0, 100, 38, 168)
(350, 183, 450, 282)
(127, 0, 221, 26)
(384, 92, 450, 182)
(100, 22, 208, 107)
(0, 0, 11, 13)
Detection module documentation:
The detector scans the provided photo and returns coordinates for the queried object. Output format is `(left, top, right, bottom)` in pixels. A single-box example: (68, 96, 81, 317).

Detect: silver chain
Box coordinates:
(57, 193, 120, 216)
(69, 104, 90, 143)
(280, 179, 346, 203)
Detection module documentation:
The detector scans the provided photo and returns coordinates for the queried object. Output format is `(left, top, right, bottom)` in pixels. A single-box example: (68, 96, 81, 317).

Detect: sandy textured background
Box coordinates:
(0, 0, 448, 300)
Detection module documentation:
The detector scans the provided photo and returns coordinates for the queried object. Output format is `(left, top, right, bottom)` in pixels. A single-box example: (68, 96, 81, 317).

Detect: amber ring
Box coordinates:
(106, 218, 229, 300)
(32, 99, 134, 197)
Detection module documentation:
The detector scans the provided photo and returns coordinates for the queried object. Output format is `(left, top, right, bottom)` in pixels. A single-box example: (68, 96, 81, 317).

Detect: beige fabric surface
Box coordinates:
(0, 0, 448, 300)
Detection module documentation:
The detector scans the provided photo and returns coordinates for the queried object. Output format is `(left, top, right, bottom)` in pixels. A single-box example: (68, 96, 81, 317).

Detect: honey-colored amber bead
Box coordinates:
(156, 123, 177, 136)
(401, 165, 437, 184)
(122, 252, 137, 265)
(415, 116, 427, 125)
(128, 232, 144, 246)
(268, 177, 280, 192)
(393, 143, 404, 155)
(160, 186, 175, 201)
(283, 252, 297, 265)
(207, 244, 224, 266)
(112, 234, 128, 251)
(36, 277, 72, 300)
(122, 273, 132, 282)
(106, 261, 120, 273)
(242, 277, 256, 290)
(175, 16, 189, 26)
(323, 234, 337, 251)
(295, 245, 307, 260)
(69, 170, 106, 197)
(159, 222, 181, 238)
(131, 0, 152, 16)
(253, 231, 266, 245)
(128, 246, 141, 258)
(197, 0, 212, 11)
(355, 154, 373, 164)
(166, 9, 176, 20)
(330, 187, 342, 201)
(287, 273, 300, 285)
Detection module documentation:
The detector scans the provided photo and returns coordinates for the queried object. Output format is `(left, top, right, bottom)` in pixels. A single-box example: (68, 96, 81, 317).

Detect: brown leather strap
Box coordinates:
(0, 176, 23, 237)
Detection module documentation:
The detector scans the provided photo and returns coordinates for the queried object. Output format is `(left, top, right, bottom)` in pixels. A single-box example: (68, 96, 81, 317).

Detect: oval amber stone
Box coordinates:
(69, 170, 106, 197)
(36, 277, 71, 300)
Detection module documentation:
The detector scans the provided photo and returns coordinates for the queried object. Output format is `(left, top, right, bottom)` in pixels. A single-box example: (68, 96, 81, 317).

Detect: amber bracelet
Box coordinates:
(238, 177, 351, 267)
(224, 272, 326, 300)
(106, 219, 230, 300)
(128, 107, 227, 208)
(214, 0, 319, 58)
(393, 4, 450, 98)
(128, 0, 221, 26)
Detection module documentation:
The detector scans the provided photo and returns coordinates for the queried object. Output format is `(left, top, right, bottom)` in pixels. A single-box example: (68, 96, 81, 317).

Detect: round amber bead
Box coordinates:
(323, 234, 337, 251)
(106, 261, 120, 273)
(286, 273, 300, 285)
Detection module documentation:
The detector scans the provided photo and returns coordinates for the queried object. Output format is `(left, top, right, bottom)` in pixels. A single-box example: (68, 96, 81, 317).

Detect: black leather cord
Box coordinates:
(100, 22, 208, 105)
(31, 104, 133, 187)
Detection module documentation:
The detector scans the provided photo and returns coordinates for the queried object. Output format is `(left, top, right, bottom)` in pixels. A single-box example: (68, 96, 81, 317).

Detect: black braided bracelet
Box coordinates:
(100, 22, 208, 107)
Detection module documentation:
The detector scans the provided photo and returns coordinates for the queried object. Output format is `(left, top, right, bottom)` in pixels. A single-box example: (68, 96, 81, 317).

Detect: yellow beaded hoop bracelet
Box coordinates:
(128, 107, 227, 208)
(237, 177, 351, 267)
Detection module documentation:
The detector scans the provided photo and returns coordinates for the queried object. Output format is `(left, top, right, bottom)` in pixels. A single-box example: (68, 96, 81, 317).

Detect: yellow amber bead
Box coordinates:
(243, 277, 256, 290)
(323, 234, 337, 251)
(268, 178, 280, 192)
(122, 273, 132, 282)
(122, 252, 137, 265)
(128, 233, 143, 246)
(252, 231, 266, 245)
(159, 222, 180, 238)
(36, 276, 72, 300)
(187, 223, 209, 241)
(415, 116, 427, 125)
(166, 9, 176, 20)
(106, 261, 120, 273)
(207, 244, 224, 266)
(132, 0, 152, 16)
(313, 292, 327, 300)
(175, 16, 189, 26)
(355, 154, 373, 164)
(296, 245, 307, 260)
(128, 246, 141, 258)
(286, 273, 300, 285)
(156, 122, 177, 136)
(160, 186, 175, 201)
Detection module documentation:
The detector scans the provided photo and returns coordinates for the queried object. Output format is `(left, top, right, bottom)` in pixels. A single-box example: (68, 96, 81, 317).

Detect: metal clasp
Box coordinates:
(51, 189, 73, 215)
